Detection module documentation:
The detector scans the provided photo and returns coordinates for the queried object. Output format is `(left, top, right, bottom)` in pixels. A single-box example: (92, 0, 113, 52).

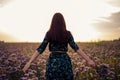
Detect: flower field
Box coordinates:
(0, 41, 120, 80)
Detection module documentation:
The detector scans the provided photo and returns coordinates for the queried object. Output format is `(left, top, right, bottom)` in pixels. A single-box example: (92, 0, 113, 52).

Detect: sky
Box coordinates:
(0, 0, 120, 42)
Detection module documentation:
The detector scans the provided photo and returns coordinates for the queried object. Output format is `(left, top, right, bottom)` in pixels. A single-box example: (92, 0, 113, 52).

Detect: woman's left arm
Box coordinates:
(22, 34, 48, 72)
(22, 51, 40, 72)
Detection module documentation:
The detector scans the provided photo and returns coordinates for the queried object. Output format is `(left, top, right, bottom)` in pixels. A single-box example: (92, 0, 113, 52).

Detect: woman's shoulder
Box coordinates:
(67, 31, 72, 36)
(67, 30, 71, 34)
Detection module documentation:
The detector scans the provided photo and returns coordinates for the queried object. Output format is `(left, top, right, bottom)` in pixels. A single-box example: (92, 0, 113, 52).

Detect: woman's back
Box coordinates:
(37, 31, 79, 54)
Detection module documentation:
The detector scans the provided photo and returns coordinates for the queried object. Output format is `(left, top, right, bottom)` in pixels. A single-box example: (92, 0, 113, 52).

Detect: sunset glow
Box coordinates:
(0, 0, 120, 42)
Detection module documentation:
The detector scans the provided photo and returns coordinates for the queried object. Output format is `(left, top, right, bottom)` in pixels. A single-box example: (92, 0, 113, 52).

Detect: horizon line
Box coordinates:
(0, 38, 120, 43)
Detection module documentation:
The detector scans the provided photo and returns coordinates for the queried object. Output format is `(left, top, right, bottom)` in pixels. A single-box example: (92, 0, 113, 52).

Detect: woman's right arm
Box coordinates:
(68, 31, 95, 68)
(76, 48, 96, 68)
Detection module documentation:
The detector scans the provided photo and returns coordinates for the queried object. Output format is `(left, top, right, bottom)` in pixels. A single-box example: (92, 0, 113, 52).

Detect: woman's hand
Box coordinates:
(22, 51, 40, 73)
(22, 62, 31, 73)
(87, 60, 96, 68)
(76, 49, 96, 68)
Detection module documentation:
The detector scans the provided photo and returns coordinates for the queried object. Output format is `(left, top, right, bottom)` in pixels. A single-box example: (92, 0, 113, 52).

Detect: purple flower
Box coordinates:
(99, 65, 108, 78)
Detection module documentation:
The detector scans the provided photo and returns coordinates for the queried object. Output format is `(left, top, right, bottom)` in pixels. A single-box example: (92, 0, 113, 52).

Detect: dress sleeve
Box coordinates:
(68, 32, 79, 52)
(36, 35, 48, 54)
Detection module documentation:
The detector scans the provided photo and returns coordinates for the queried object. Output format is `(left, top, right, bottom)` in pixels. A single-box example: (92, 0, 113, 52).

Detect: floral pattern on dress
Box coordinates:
(45, 52, 74, 80)
(36, 31, 79, 80)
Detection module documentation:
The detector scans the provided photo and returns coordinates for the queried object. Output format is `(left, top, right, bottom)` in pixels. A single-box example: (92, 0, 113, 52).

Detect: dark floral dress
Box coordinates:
(37, 31, 79, 80)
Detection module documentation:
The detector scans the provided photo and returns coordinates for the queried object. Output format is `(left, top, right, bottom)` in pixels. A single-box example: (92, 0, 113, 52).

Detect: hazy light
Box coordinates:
(0, 0, 120, 42)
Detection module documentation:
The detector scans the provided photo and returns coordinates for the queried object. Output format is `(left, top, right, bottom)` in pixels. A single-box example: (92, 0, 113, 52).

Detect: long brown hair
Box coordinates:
(46, 13, 69, 43)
